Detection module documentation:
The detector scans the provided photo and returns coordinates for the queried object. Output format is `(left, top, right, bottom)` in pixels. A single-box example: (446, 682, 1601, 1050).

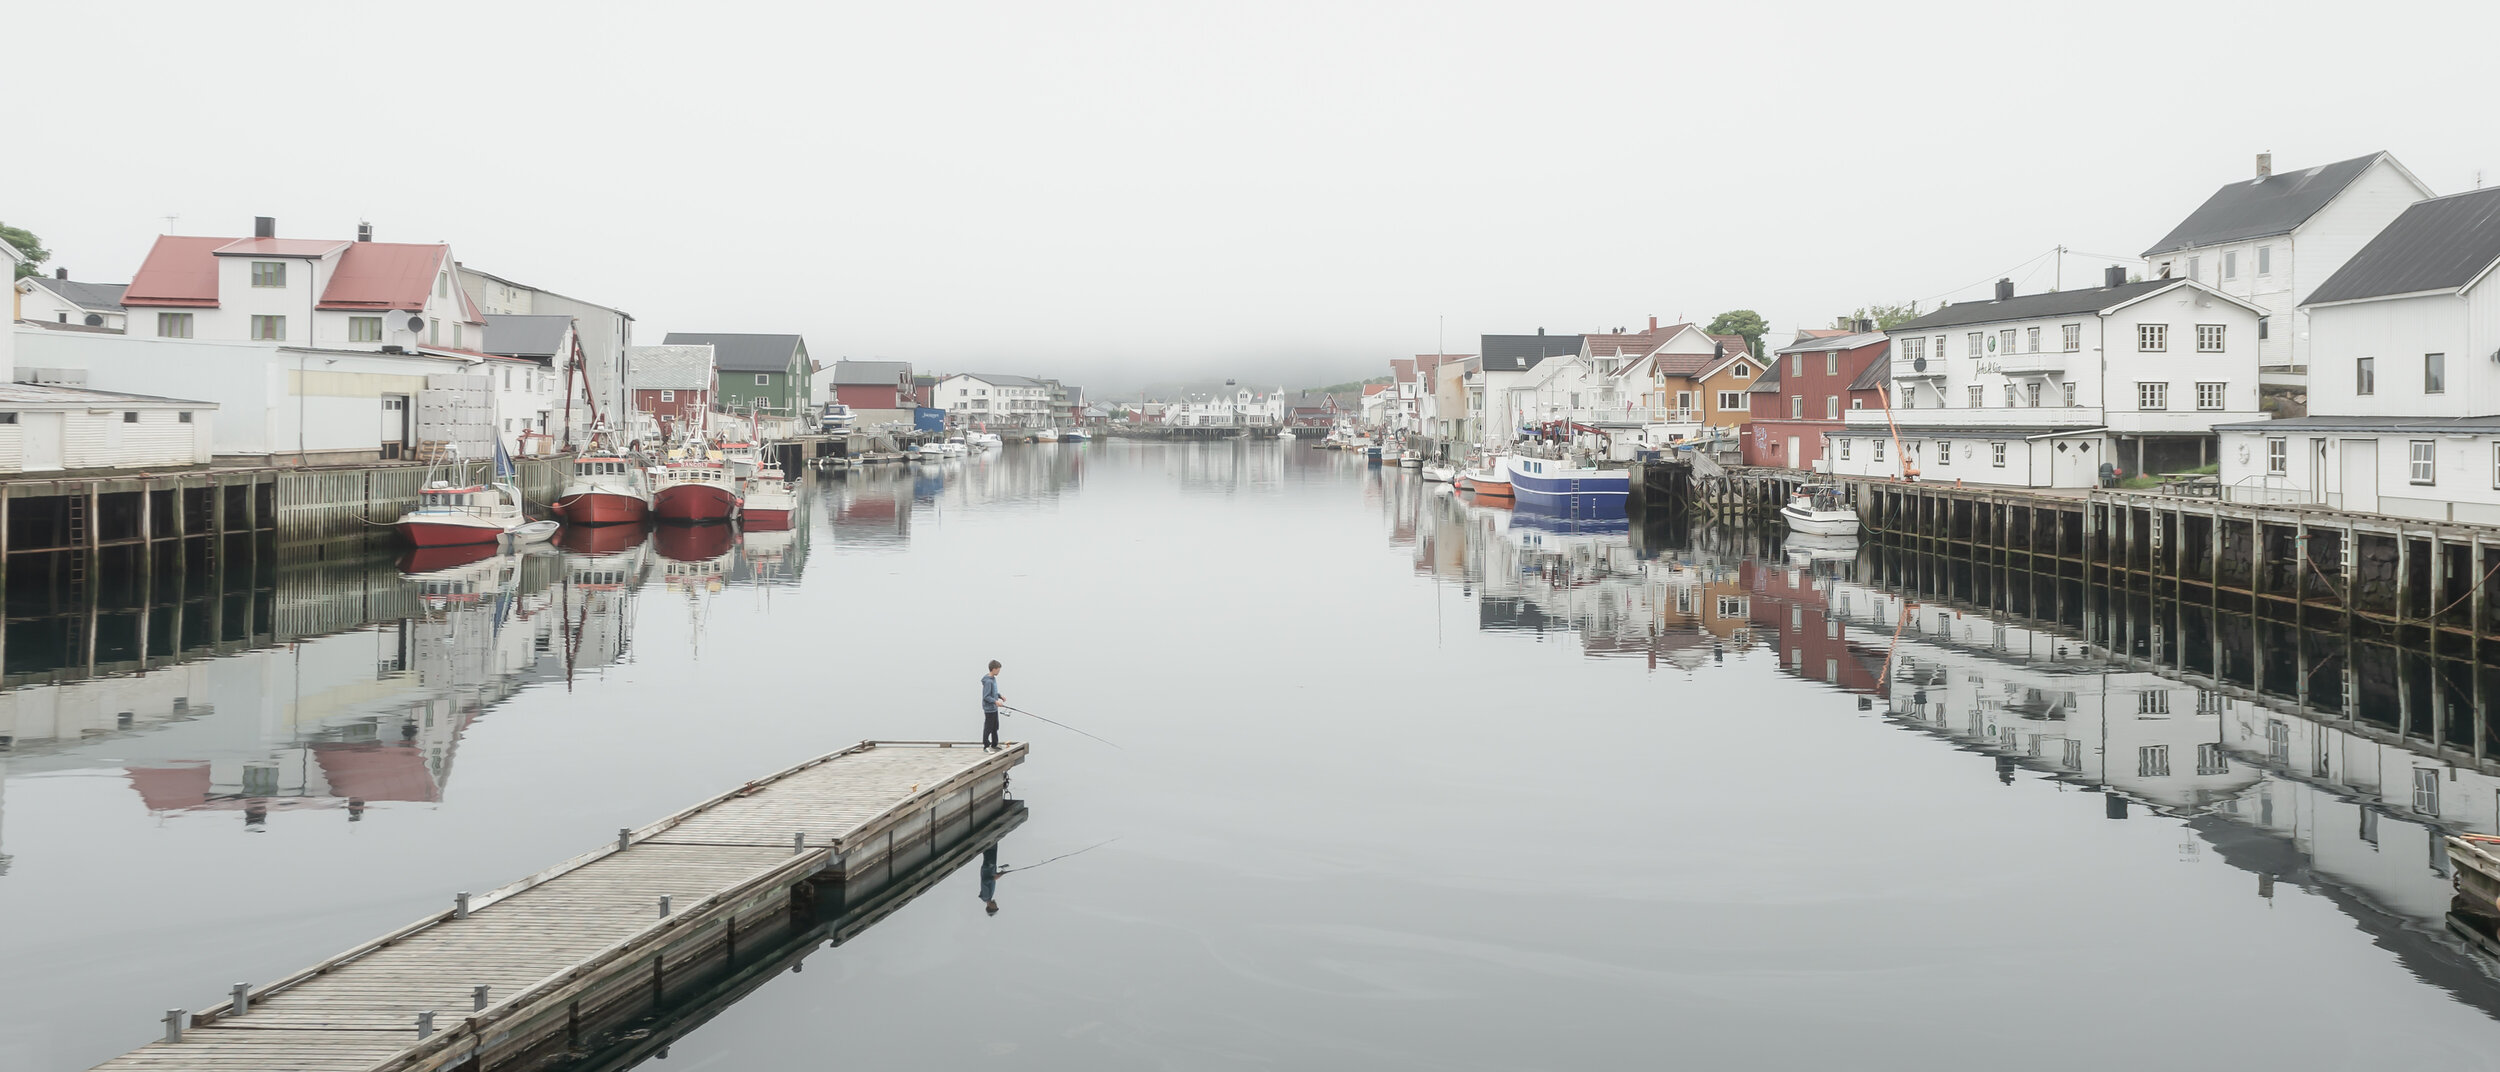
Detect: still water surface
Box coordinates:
(4, 442, 2499, 1070)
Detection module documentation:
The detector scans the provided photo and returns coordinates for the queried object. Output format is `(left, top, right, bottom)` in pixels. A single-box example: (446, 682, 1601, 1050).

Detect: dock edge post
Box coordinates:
(230, 982, 250, 1015)
(163, 1009, 184, 1044)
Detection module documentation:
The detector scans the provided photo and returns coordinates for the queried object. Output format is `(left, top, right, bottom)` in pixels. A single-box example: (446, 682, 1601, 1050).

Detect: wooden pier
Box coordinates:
(91, 740, 1025, 1072)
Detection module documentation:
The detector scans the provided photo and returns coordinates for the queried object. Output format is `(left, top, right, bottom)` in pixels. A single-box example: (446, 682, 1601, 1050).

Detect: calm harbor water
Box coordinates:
(5, 441, 2500, 1070)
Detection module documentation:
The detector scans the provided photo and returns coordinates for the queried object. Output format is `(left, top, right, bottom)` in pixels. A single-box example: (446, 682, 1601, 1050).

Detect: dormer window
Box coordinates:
(251, 262, 286, 288)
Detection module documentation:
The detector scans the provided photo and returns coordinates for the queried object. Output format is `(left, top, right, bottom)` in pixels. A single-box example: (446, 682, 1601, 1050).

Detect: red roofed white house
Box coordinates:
(122, 218, 483, 351)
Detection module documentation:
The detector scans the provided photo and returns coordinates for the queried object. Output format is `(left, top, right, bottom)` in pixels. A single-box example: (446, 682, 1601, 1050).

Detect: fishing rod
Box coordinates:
(998, 705, 1123, 750)
(1000, 837, 1120, 876)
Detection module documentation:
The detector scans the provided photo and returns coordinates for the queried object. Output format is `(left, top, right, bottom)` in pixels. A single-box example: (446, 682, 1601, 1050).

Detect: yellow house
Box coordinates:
(1619, 323, 1757, 432)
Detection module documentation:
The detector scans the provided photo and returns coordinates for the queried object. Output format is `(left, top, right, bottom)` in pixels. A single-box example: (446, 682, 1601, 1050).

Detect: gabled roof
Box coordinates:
(1582, 332, 1662, 358)
(321, 242, 470, 317)
(1389, 357, 1417, 382)
(120, 235, 229, 307)
(1774, 330, 1885, 355)
(1847, 352, 1894, 392)
(214, 237, 349, 258)
(2302, 186, 2500, 306)
(828, 359, 912, 385)
(1361, 383, 1390, 396)
(1748, 362, 1782, 393)
(481, 314, 572, 358)
(2142, 152, 2404, 257)
(20, 276, 127, 312)
(627, 344, 715, 390)
(1706, 334, 1751, 358)
(662, 332, 806, 373)
(940, 372, 1044, 388)
(1481, 334, 1583, 372)
(1889, 279, 2186, 332)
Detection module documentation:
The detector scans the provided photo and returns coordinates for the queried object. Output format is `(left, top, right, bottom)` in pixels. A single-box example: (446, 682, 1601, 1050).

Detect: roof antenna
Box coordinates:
(160, 214, 178, 234)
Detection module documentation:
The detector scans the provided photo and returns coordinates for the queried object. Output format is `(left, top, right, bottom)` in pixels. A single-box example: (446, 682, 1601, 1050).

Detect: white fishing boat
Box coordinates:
(394, 481, 529, 547)
(740, 463, 797, 529)
(1277, 428, 1296, 440)
(1030, 427, 1058, 443)
(969, 431, 1003, 449)
(1398, 450, 1422, 468)
(1781, 483, 1862, 536)
(943, 435, 970, 456)
(1422, 463, 1457, 483)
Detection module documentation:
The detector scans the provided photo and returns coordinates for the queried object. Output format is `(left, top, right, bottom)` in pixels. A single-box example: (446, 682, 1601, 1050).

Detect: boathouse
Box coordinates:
(0, 382, 214, 473)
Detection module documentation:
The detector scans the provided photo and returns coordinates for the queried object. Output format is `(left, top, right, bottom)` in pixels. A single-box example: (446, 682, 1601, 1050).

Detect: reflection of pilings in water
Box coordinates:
(550, 803, 1032, 1072)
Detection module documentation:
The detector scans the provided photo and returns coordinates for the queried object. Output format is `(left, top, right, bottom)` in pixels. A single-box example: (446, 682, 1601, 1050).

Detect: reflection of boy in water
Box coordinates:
(979, 845, 1009, 915)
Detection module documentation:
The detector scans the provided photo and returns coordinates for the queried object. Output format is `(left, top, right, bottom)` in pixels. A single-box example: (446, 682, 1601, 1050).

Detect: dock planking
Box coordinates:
(90, 740, 1025, 1072)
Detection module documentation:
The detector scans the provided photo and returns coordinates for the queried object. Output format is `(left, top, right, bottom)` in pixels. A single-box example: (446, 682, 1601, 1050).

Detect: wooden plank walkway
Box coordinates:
(91, 740, 1025, 1072)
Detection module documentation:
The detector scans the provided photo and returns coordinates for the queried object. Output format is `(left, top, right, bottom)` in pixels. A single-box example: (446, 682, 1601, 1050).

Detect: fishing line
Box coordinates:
(1002, 837, 1120, 875)
(999, 705, 1123, 749)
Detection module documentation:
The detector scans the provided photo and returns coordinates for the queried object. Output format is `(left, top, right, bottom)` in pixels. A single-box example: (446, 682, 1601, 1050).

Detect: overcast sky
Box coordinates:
(12, 1, 2498, 392)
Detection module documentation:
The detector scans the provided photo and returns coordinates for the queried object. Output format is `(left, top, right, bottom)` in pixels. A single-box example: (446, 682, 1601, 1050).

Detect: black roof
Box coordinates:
(1888, 279, 2178, 333)
(2302, 187, 2500, 306)
(1847, 352, 1893, 393)
(2141, 152, 2389, 257)
(1747, 362, 1781, 393)
(661, 332, 807, 373)
(1479, 334, 1582, 372)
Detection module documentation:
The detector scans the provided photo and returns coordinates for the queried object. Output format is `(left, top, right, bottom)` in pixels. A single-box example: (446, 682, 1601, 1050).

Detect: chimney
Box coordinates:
(253, 216, 276, 239)
(357, 222, 373, 242)
(1994, 278, 2015, 302)
(1648, 315, 1657, 331)
(54, 267, 67, 280)
(2256, 151, 2273, 180)
(2105, 264, 2127, 288)
(1536, 327, 1545, 335)
(1855, 318, 1874, 334)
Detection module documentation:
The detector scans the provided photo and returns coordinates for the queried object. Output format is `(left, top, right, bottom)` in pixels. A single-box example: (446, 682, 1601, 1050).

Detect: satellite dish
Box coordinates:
(406, 315, 425, 333)
(1912, 356, 1928, 372)
(82, 313, 102, 327)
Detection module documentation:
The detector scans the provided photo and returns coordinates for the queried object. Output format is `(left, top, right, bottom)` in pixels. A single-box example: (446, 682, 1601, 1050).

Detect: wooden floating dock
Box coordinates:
(91, 740, 1025, 1072)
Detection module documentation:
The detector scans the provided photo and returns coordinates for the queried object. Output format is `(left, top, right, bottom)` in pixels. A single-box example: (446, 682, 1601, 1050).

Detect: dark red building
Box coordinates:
(1744, 330, 1891, 471)
(826, 360, 914, 410)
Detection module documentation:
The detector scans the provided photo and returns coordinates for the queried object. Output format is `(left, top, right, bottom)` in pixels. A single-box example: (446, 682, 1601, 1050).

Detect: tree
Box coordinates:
(1847, 302, 1922, 330)
(0, 223, 46, 280)
(1706, 310, 1766, 360)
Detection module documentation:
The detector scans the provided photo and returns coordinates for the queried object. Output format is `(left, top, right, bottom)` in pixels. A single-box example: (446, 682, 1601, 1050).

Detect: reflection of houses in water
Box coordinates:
(0, 537, 652, 849)
(1804, 565, 2500, 1012)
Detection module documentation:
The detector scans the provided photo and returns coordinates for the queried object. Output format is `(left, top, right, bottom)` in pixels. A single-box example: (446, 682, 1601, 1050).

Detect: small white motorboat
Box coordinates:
(1398, 450, 1422, 468)
(1422, 463, 1457, 483)
(1781, 483, 1862, 536)
(501, 520, 561, 545)
(1030, 427, 1058, 442)
(1277, 428, 1296, 440)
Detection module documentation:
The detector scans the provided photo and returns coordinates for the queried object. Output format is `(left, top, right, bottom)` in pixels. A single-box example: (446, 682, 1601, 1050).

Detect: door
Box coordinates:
(2309, 439, 2326, 504)
(2340, 439, 2378, 514)
(1788, 436, 1801, 470)
(380, 395, 411, 460)
(21, 412, 61, 471)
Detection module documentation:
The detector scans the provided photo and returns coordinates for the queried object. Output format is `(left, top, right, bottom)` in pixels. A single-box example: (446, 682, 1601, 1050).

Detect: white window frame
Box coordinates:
(2267, 437, 2288, 475)
(1839, 438, 1851, 460)
(1991, 442, 2007, 467)
(1936, 440, 1951, 466)
(2410, 440, 2435, 485)
(2025, 326, 2040, 353)
(2025, 382, 2041, 407)
(2257, 245, 2272, 276)
(2061, 324, 2080, 352)
(1966, 332, 1984, 358)
(2196, 324, 2225, 352)
(1718, 390, 1743, 411)
(250, 261, 285, 288)
(1873, 438, 1885, 462)
(2195, 382, 2226, 410)
(2138, 324, 2167, 352)
(1826, 395, 1839, 420)
(1790, 395, 1803, 420)
(2138, 382, 2168, 411)
(1999, 328, 2016, 354)
(2222, 251, 2238, 280)
(2061, 381, 2077, 407)
(755, 373, 771, 386)
(660, 389, 676, 402)
(1967, 384, 1983, 408)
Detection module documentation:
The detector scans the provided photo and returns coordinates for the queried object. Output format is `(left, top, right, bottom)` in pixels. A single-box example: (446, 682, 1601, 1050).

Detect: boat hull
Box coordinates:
(1465, 475, 1513, 499)
(1506, 460, 1628, 513)
(554, 490, 649, 525)
(654, 483, 741, 522)
(1782, 505, 1862, 536)
(398, 519, 511, 547)
(741, 508, 794, 530)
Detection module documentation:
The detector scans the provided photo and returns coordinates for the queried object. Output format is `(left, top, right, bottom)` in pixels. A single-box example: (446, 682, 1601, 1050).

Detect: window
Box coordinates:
(1900, 337, 1924, 366)
(250, 314, 285, 341)
(2196, 382, 2226, 410)
(2138, 324, 2167, 351)
(2137, 382, 2168, 410)
(1820, 351, 1835, 376)
(157, 312, 193, 338)
(2414, 768, 2440, 817)
(2025, 383, 2041, 407)
(428, 318, 441, 344)
(2138, 745, 2171, 777)
(1851, 399, 1864, 410)
(2222, 251, 2238, 280)
(660, 389, 676, 402)
(2356, 356, 2375, 396)
(2197, 743, 2230, 776)
(1790, 395, 1803, 419)
(1839, 439, 1851, 460)
(1999, 328, 2016, 354)
(2025, 326, 2041, 353)
(2492, 443, 2500, 489)
(2258, 315, 2270, 340)
(2187, 255, 2201, 281)
(2409, 440, 2435, 484)
(2061, 324, 2080, 351)
(121, 411, 138, 423)
(1789, 355, 1800, 376)
(1719, 390, 1743, 410)
(2257, 245, 2272, 275)
(1936, 440, 1951, 466)
(2061, 381, 2077, 407)
(2268, 437, 2288, 474)
(1716, 596, 1748, 618)
(1731, 365, 1749, 378)
(2062, 738, 2084, 771)
(1675, 391, 1695, 413)
(1826, 395, 1839, 419)
(348, 316, 382, 342)
(755, 373, 771, 386)
(178, 411, 193, 423)
(437, 271, 450, 298)
(1873, 439, 1885, 462)
(0, 413, 16, 424)
(1967, 384, 1983, 408)
(250, 261, 285, 288)
(1991, 442, 2007, 467)
(2004, 384, 2017, 407)
(1966, 331, 1984, 358)
(2196, 324, 2225, 352)
(2425, 353, 2446, 394)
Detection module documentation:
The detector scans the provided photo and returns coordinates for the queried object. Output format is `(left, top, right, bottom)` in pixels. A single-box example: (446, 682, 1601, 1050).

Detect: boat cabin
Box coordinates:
(414, 482, 521, 518)
(577, 457, 637, 479)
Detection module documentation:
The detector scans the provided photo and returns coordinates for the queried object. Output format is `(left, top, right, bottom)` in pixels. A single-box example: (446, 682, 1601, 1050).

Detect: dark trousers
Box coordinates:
(982, 710, 1000, 749)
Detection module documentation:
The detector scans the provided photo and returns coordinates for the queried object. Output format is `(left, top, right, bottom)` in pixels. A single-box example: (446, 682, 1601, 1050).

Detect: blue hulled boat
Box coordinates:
(1504, 455, 1629, 515)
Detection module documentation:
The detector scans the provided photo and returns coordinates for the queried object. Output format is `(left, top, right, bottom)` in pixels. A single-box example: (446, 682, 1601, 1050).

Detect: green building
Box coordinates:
(662, 332, 814, 416)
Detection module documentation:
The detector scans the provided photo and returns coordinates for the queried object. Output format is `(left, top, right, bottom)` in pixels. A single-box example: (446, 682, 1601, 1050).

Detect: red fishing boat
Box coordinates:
(393, 482, 528, 546)
(552, 455, 653, 525)
(652, 461, 740, 522)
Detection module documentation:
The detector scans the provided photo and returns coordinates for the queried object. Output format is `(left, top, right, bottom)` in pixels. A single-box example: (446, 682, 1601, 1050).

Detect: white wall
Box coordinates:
(2099, 287, 2265, 434)
(15, 331, 461, 459)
